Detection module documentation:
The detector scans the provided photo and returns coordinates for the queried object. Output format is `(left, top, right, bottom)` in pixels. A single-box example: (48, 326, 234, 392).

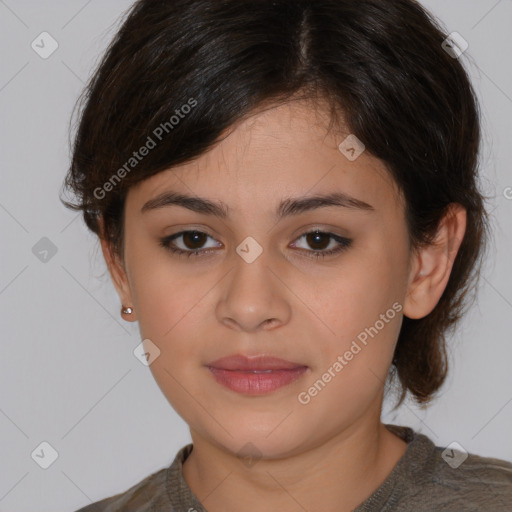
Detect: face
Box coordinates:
(113, 100, 417, 458)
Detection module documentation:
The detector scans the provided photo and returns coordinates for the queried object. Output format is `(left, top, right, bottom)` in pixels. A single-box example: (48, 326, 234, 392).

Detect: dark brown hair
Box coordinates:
(61, 0, 492, 407)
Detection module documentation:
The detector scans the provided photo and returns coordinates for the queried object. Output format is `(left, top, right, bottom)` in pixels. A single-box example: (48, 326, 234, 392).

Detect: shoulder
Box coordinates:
(72, 443, 197, 512)
(74, 465, 169, 512)
(388, 426, 512, 511)
(427, 446, 512, 510)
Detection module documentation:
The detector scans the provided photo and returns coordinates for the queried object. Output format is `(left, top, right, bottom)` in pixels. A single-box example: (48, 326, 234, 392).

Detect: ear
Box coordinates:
(403, 203, 467, 320)
(98, 216, 136, 321)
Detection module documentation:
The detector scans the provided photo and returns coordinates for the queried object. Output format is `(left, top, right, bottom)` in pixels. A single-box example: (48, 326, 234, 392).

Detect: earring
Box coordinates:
(121, 306, 134, 315)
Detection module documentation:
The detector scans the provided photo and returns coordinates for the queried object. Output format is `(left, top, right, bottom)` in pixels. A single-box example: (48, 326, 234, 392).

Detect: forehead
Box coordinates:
(127, 100, 403, 218)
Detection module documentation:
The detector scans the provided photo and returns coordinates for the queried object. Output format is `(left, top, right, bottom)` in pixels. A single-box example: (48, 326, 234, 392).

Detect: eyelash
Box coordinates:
(159, 230, 352, 260)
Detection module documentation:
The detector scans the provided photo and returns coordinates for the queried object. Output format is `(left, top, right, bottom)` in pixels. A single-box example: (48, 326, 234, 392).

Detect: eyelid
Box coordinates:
(289, 224, 350, 239)
(166, 230, 222, 251)
(160, 227, 352, 260)
(163, 224, 348, 245)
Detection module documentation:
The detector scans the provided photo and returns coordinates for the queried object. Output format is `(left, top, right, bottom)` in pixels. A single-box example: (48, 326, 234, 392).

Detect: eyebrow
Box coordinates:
(141, 191, 375, 219)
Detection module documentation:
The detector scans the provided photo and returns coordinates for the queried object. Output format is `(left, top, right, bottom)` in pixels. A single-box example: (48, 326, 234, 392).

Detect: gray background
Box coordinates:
(0, 1, 511, 510)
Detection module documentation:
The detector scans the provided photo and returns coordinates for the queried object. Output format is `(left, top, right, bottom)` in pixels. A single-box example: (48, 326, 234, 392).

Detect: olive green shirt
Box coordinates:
(75, 424, 512, 511)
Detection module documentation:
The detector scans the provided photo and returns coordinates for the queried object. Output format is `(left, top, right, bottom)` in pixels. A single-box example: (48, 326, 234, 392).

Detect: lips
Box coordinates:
(205, 354, 309, 395)
(206, 354, 306, 371)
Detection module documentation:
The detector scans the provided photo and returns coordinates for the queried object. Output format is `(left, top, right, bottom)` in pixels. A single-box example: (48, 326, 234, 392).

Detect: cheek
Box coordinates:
(309, 245, 406, 380)
(315, 262, 398, 344)
(125, 233, 204, 339)
(127, 247, 214, 367)
(129, 263, 211, 422)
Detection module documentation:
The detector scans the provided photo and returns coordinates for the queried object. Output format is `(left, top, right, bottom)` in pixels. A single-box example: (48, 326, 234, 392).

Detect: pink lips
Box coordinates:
(206, 354, 308, 395)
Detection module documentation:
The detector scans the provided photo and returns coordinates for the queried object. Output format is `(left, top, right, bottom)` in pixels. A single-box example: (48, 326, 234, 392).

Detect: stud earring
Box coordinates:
(121, 306, 134, 315)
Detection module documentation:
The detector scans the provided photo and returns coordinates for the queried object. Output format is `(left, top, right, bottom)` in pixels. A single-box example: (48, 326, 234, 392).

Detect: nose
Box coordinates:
(215, 250, 291, 333)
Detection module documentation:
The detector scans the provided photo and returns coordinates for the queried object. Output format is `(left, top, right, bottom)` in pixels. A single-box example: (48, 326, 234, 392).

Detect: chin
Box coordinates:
(199, 416, 308, 460)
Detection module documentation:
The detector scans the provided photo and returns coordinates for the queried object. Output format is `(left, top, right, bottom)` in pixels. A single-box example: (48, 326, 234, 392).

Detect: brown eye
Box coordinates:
(292, 230, 352, 260)
(160, 229, 352, 261)
(181, 231, 208, 250)
(305, 231, 331, 251)
(159, 230, 221, 258)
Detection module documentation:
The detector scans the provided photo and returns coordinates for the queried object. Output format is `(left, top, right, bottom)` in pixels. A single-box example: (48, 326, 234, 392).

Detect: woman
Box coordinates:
(63, 0, 512, 510)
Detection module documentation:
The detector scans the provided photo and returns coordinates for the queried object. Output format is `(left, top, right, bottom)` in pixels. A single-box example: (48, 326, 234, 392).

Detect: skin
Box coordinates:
(101, 99, 466, 512)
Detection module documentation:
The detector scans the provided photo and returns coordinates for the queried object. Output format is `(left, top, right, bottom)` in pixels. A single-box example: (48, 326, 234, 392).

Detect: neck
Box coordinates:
(182, 416, 407, 512)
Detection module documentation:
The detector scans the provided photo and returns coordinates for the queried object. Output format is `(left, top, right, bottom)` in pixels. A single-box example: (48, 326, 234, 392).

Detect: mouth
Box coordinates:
(205, 354, 309, 395)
